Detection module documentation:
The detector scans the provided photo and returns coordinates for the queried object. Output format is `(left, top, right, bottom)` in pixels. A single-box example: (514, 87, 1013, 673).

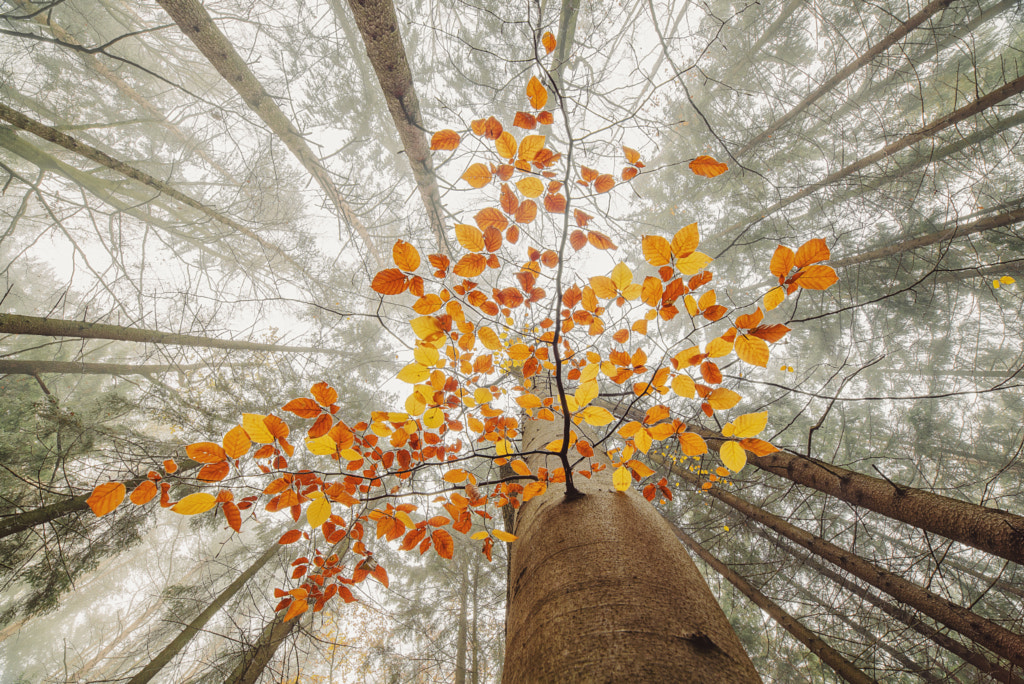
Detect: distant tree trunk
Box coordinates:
(154, 0, 383, 266)
(126, 539, 284, 683)
(668, 466, 1024, 668)
(471, 557, 480, 684)
(455, 556, 469, 684)
(225, 612, 302, 684)
(502, 403, 761, 682)
(343, 0, 447, 251)
(0, 313, 348, 356)
(738, 0, 954, 157)
(674, 526, 875, 684)
(0, 102, 294, 267)
(719, 74, 1024, 237)
(0, 359, 246, 376)
(761, 529, 1022, 684)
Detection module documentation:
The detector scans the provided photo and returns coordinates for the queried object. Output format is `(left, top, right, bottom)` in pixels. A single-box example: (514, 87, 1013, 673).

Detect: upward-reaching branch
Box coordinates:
(154, 0, 384, 267)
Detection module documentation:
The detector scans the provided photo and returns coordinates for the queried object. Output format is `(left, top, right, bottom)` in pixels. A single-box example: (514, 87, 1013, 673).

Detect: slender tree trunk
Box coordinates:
(502, 402, 761, 682)
(455, 555, 469, 684)
(737, 0, 954, 157)
(126, 539, 284, 683)
(0, 313, 348, 356)
(719, 74, 1024, 237)
(551, 0, 581, 92)
(343, 0, 447, 251)
(0, 358, 247, 376)
(224, 612, 302, 684)
(674, 526, 875, 684)
(154, 0, 383, 266)
(471, 557, 480, 684)
(760, 529, 1023, 684)
(0, 102, 296, 267)
(833, 207, 1024, 268)
(603, 400, 1024, 566)
(666, 465, 1024, 668)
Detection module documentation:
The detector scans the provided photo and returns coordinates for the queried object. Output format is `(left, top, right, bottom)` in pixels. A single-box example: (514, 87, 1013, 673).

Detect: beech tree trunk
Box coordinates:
(502, 406, 761, 682)
(668, 466, 1024, 668)
(225, 612, 302, 684)
(0, 359, 244, 376)
(674, 526, 874, 684)
(0, 313, 347, 356)
(455, 556, 469, 684)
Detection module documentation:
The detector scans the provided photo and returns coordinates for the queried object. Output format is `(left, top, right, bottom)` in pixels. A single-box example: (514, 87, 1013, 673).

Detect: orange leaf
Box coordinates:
(453, 254, 487, 277)
(223, 425, 251, 458)
(526, 76, 548, 109)
(392, 240, 420, 271)
(462, 163, 492, 188)
(87, 482, 125, 517)
(794, 238, 831, 268)
(282, 397, 321, 418)
(623, 146, 641, 164)
(544, 193, 566, 213)
(522, 480, 547, 501)
(186, 442, 227, 464)
(456, 224, 485, 252)
(569, 230, 587, 251)
(513, 112, 537, 129)
(495, 131, 517, 159)
(198, 461, 230, 482)
(484, 116, 503, 140)
(222, 501, 242, 532)
(594, 174, 615, 193)
(740, 438, 779, 456)
(163, 458, 178, 474)
(794, 264, 838, 290)
(735, 334, 770, 367)
(129, 480, 157, 505)
(689, 155, 728, 178)
(371, 269, 408, 295)
(537, 111, 554, 125)
(622, 167, 639, 181)
(518, 135, 545, 162)
(430, 129, 460, 151)
(642, 235, 672, 266)
(514, 200, 537, 224)
(587, 231, 616, 250)
(542, 31, 556, 54)
(483, 226, 503, 252)
(475, 207, 508, 231)
(279, 529, 303, 545)
(769, 245, 795, 278)
(752, 323, 790, 343)
(432, 528, 454, 559)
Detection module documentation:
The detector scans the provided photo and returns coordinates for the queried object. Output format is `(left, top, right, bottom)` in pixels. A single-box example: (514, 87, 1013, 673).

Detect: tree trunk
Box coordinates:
(667, 466, 1024, 668)
(0, 102, 295, 267)
(126, 539, 284, 683)
(0, 358, 247, 376)
(154, 0, 383, 266)
(224, 612, 302, 684)
(342, 0, 447, 251)
(502, 403, 761, 682)
(719, 73, 1024, 237)
(760, 529, 1022, 684)
(737, 0, 954, 157)
(471, 557, 480, 684)
(455, 555, 469, 684)
(0, 313, 348, 356)
(674, 526, 875, 684)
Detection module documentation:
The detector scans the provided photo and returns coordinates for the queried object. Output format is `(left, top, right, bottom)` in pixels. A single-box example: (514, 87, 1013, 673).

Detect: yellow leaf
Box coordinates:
(411, 316, 443, 340)
(578, 405, 614, 426)
(414, 345, 440, 367)
(461, 163, 492, 188)
(518, 135, 546, 162)
(574, 380, 598, 408)
(735, 334, 770, 367)
(642, 235, 672, 266)
(456, 224, 485, 252)
(516, 177, 544, 198)
(633, 429, 653, 454)
(172, 492, 217, 516)
(1001, 276, 1016, 285)
(707, 387, 741, 410)
(405, 392, 426, 416)
(763, 286, 785, 311)
(495, 131, 517, 159)
(510, 459, 531, 476)
(477, 327, 501, 351)
(672, 374, 696, 398)
(610, 262, 633, 290)
(397, 363, 430, 383)
(495, 439, 514, 456)
(671, 223, 700, 257)
(474, 387, 494, 404)
(720, 441, 747, 472)
(590, 276, 618, 299)
(242, 414, 275, 443)
(423, 407, 445, 429)
(676, 252, 712, 275)
(516, 393, 542, 409)
(492, 529, 518, 543)
(731, 411, 768, 438)
(522, 480, 547, 501)
(706, 336, 733, 358)
(471, 531, 489, 540)
(526, 76, 548, 110)
(305, 435, 336, 455)
(678, 432, 708, 456)
(683, 295, 699, 316)
(307, 497, 331, 529)
(339, 448, 363, 462)
(626, 459, 655, 478)
(613, 466, 631, 491)
(580, 363, 600, 382)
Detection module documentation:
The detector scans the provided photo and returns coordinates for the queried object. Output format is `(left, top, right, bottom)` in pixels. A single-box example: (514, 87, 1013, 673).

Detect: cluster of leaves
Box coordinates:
(85, 34, 838, 623)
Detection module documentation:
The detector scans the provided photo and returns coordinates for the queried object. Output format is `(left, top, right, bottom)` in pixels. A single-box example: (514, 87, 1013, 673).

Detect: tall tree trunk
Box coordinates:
(0, 313, 348, 356)
(0, 358, 247, 376)
(342, 0, 447, 251)
(666, 466, 1024, 668)
(471, 557, 480, 684)
(674, 526, 875, 684)
(502, 404, 761, 682)
(760, 529, 1022, 684)
(719, 74, 1024, 237)
(0, 102, 296, 267)
(737, 0, 954, 157)
(126, 538, 284, 683)
(224, 612, 302, 684)
(455, 555, 469, 684)
(154, 0, 383, 266)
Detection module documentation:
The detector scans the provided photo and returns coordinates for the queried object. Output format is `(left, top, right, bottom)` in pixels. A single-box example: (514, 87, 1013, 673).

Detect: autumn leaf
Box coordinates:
(223, 425, 251, 458)
(526, 76, 548, 110)
(430, 129, 460, 150)
(371, 269, 407, 295)
(198, 462, 230, 482)
(623, 146, 641, 165)
(689, 155, 728, 178)
(612, 466, 631, 491)
(735, 334, 770, 367)
(513, 112, 536, 129)
(393, 240, 420, 271)
(770, 245, 795, 278)
(223, 501, 242, 532)
(242, 414, 275, 444)
(594, 174, 615, 193)
(495, 131, 517, 159)
(642, 235, 672, 266)
(173, 492, 217, 516)
(462, 163, 492, 188)
(88, 482, 125, 516)
(130, 480, 157, 505)
(763, 286, 785, 311)
(517, 177, 544, 198)
(456, 224, 484, 252)
(726, 411, 768, 439)
(522, 480, 547, 501)
(307, 497, 331, 529)
(279, 529, 303, 544)
(432, 529, 454, 559)
(492, 529, 517, 542)
(587, 231, 616, 250)
(186, 442, 227, 464)
(720, 441, 747, 473)
(518, 135, 545, 162)
(541, 31, 556, 54)
(794, 264, 838, 290)
(453, 253, 487, 277)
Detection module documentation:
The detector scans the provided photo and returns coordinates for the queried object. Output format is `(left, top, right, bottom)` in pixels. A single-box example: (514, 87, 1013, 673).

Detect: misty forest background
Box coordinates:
(0, 0, 1023, 681)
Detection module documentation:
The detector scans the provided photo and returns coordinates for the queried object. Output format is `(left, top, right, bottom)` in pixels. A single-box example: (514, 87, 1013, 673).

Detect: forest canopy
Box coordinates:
(0, 0, 1022, 682)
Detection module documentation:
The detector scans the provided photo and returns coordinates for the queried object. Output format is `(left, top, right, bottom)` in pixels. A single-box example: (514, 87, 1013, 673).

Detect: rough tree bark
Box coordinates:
(154, 0, 383, 266)
(502, 390, 761, 682)
(674, 526, 875, 684)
